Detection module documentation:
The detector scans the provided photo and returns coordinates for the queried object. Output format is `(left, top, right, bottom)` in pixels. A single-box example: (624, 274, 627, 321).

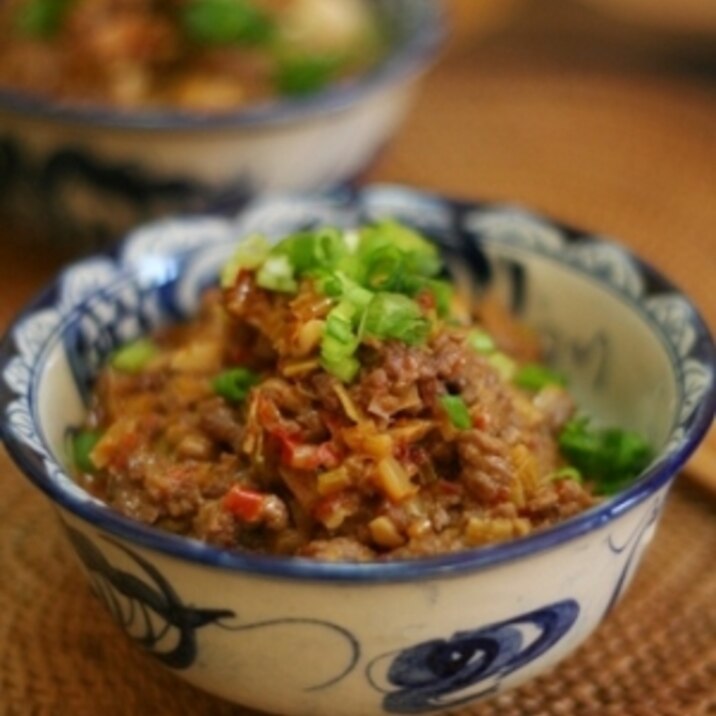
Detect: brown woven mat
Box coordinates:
(1, 463, 714, 716)
(1, 1, 715, 713)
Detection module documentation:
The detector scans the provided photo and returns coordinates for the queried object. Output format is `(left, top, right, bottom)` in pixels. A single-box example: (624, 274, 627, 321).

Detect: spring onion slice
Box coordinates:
(213, 367, 259, 403)
(558, 417, 652, 494)
(182, 0, 274, 46)
(358, 219, 442, 278)
(468, 329, 496, 354)
(274, 53, 345, 96)
(221, 233, 272, 288)
(362, 293, 430, 346)
(440, 395, 472, 430)
(548, 466, 583, 483)
(15, 0, 72, 37)
(320, 301, 361, 382)
(514, 363, 567, 390)
(256, 255, 297, 292)
(111, 339, 159, 374)
(71, 429, 101, 473)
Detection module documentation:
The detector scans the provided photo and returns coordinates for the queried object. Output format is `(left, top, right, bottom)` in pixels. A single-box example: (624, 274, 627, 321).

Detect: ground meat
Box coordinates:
(75, 268, 599, 561)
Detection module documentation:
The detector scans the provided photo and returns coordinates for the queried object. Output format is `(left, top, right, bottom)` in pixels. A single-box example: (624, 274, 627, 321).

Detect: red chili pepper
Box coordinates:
(280, 440, 341, 471)
(223, 486, 265, 522)
(472, 413, 489, 430)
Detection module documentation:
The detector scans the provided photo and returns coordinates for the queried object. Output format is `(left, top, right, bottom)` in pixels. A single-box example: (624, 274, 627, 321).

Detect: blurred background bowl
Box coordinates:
(0, 0, 444, 252)
(0, 186, 713, 715)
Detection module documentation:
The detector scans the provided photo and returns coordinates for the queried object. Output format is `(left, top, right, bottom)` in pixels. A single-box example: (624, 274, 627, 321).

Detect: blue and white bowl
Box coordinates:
(0, 185, 713, 716)
(0, 1, 443, 250)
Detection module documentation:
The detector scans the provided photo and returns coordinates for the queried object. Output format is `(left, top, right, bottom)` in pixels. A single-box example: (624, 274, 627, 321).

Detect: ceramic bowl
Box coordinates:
(0, 185, 713, 716)
(0, 1, 443, 250)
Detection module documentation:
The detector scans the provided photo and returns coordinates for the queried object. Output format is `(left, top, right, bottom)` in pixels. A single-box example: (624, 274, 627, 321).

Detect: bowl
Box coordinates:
(0, 185, 713, 715)
(0, 1, 443, 251)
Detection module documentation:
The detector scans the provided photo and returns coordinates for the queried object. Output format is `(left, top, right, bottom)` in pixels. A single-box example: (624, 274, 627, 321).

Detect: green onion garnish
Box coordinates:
(468, 329, 496, 354)
(440, 395, 472, 430)
(221, 234, 271, 288)
(213, 367, 259, 403)
(548, 466, 583, 483)
(362, 293, 430, 346)
(15, 0, 72, 37)
(514, 363, 566, 391)
(320, 301, 361, 383)
(72, 430, 101, 473)
(274, 53, 344, 96)
(558, 418, 652, 494)
(358, 219, 441, 278)
(488, 352, 517, 381)
(182, 0, 274, 46)
(256, 255, 297, 293)
(111, 339, 159, 374)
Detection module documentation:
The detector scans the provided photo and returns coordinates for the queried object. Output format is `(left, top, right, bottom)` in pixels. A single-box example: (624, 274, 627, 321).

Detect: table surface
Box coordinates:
(1, 1, 714, 714)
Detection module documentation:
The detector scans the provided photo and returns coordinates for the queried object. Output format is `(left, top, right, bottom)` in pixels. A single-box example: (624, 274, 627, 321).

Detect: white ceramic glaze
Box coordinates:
(1, 186, 714, 715)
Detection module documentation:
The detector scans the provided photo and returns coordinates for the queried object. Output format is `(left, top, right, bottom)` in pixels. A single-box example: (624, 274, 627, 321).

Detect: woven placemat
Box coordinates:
(1, 460, 713, 716)
(1, 2, 715, 714)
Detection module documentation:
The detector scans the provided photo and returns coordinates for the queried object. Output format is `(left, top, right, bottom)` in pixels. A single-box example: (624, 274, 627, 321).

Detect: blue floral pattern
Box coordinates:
(367, 600, 579, 713)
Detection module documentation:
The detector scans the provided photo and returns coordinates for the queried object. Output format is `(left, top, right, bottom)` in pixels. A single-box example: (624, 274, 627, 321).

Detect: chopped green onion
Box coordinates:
(72, 430, 101, 473)
(548, 466, 583, 483)
(440, 395, 472, 430)
(274, 228, 348, 275)
(111, 339, 159, 374)
(468, 329, 496, 354)
(359, 219, 442, 278)
(15, 0, 72, 37)
(558, 418, 652, 494)
(182, 0, 274, 46)
(488, 352, 517, 381)
(256, 255, 297, 292)
(221, 234, 271, 288)
(362, 293, 430, 346)
(320, 301, 361, 382)
(274, 53, 344, 96)
(514, 363, 567, 391)
(363, 245, 405, 292)
(213, 367, 259, 403)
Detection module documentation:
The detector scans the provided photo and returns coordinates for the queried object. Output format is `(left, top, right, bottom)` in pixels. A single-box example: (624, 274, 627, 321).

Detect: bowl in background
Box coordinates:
(0, 1, 444, 251)
(0, 185, 713, 715)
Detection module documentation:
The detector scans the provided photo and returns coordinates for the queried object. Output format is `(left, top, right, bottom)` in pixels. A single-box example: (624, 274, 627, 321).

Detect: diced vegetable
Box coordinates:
(183, 0, 274, 46)
(362, 293, 430, 346)
(440, 395, 472, 430)
(559, 418, 652, 494)
(213, 367, 259, 402)
(358, 219, 441, 278)
(468, 329, 496, 354)
(514, 363, 566, 391)
(223, 485, 265, 521)
(317, 467, 351, 496)
(221, 234, 271, 288)
(71, 429, 101, 473)
(548, 466, 583, 483)
(369, 516, 405, 548)
(15, 0, 72, 37)
(274, 53, 344, 95)
(488, 352, 517, 381)
(375, 456, 415, 502)
(256, 254, 297, 292)
(111, 339, 159, 374)
(320, 300, 361, 382)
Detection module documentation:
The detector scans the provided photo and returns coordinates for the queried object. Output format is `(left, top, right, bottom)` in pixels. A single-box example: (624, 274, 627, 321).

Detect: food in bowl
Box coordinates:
(0, 1, 443, 247)
(0, 0, 383, 111)
(71, 220, 652, 560)
(1, 187, 713, 715)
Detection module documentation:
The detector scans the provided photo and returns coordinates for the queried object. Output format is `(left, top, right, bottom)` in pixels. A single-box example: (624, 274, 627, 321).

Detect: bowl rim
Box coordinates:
(0, 0, 444, 132)
(1, 188, 714, 583)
